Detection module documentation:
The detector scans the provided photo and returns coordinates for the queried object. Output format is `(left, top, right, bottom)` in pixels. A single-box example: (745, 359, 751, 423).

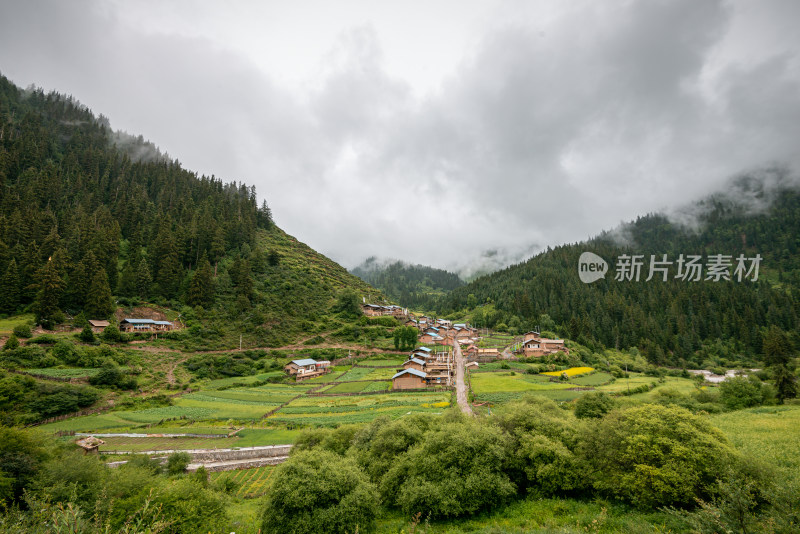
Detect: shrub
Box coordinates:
(720, 376, 768, 410)
(166, 452, 191, 475)
(381, 417, 516, 518)
(493, 396, 584, 496)
(3, 334, 19, 351)
(77, 325, 95, 343)
(262, 449, 379, 534)
(101, 324, 123, 343)
(574, 392, 615, 419)
(581, 404, 743, 509)
(12, 324, 32, 338)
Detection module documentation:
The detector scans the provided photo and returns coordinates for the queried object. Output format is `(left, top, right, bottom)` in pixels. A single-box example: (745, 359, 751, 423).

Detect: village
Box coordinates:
(283, 302, 570, 391)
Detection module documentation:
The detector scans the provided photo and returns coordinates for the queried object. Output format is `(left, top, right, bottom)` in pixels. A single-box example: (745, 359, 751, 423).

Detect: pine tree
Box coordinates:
(118, 259, 137, 297)
(187, 256, 215, 307)
(33, 259, 66, 327)
(0, 258, 19, 314)
(135, 257, 152, 300)
(157, 253, 182, 299)
(85, 269, 114, 319)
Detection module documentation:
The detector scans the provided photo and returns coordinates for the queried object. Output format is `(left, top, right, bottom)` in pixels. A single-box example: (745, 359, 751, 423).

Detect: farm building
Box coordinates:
(119, 318, 174, 332)
(519, 331, 569, 357)
(75, 436, 105, 455)
(284, 358, 330, 381)
(392, 368, 428, 390)
(403, 357, 426, 372)
(88, 319, 109, 333)
(361, 303, 408, 318)
(419, 332, 445, 345)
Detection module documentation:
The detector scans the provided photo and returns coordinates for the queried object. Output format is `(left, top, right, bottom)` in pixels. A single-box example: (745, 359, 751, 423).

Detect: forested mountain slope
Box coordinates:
(351, 257, 464, 309)
(438, 173, 800, 367)
(0, 74, 380, 345)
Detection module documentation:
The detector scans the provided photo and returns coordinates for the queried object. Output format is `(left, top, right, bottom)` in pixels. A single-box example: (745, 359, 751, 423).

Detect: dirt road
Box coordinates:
(452, 341, 474, 416)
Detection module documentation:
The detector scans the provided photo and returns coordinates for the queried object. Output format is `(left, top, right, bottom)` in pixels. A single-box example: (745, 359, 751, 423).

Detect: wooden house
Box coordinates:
(88, 320, 109, 333)
(402, 357, 426, 372)
(392, 368, 428, 390)
(419, 332, 445, 345)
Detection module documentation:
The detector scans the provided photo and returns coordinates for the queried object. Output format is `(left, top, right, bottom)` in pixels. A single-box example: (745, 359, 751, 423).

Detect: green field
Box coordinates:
(210, 466, 276, 498)
(711, 404, 800, 485)
(570, 371, 614, 386)
(0, 314, 34, 334)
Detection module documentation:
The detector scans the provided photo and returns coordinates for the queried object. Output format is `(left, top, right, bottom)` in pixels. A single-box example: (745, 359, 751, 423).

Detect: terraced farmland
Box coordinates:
(98, 435, 239, 452)
(211, 466, 276, 498)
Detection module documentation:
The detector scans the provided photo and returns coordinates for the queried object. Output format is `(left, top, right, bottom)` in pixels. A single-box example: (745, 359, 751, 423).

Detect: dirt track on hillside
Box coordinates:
(452, 341, 474, 415)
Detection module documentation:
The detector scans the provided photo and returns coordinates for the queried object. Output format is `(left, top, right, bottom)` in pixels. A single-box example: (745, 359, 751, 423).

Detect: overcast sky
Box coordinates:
(1, 0, 798, 276)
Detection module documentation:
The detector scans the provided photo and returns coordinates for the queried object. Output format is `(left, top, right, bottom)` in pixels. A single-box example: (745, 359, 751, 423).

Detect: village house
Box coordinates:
(284, 358, 331, 381)
(392, 368, 428, 390)
(519, 331, 569, 357)
(119, 318, 175, 333)
(88, 319, 110, 333)
(361, 303, 409, 319)
(402, 357, 426, 372)
(419, 332, 445, 345)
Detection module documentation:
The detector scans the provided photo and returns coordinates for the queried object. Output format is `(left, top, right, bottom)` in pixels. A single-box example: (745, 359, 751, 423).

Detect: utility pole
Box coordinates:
(239, 334, 242, 351)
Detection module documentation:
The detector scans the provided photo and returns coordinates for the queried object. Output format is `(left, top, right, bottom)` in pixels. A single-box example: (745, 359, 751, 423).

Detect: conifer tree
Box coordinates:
(187, 255, 215, 307)
(33, 259, 65, 327)
(118, 259, 137, 297)
(157, 253, 182, 299)
(0, 258, 19, 314)
(135, 257, 152, 300)
(85, 269, 114, 319)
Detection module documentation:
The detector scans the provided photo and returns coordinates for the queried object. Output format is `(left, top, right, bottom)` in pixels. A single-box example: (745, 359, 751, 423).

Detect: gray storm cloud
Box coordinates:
(0, 0, 798, 273)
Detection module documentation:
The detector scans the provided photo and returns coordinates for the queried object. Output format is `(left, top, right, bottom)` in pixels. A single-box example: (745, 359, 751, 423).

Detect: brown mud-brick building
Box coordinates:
(519, 331, 569, 357)
(88, 320, 110, 333)
(392, 368, 428, 390)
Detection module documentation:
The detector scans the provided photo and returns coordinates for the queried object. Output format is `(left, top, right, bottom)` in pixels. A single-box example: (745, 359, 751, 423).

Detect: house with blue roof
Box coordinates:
(119, 318, 174, 332)
(284, 358, 331, 381)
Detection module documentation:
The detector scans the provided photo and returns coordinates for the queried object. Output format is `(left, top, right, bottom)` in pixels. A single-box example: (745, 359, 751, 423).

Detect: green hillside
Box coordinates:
(437, 174, 800, 368)
(351, 257, 464, 309)
(0, 73, 382, 345)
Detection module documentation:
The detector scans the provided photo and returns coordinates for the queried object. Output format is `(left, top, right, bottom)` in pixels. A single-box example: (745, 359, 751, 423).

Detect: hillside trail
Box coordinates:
(452, 340, 474, 416)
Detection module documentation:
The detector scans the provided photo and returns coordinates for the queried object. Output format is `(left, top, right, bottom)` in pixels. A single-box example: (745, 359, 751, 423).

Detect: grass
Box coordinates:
(203, 372, 283, 390)
(710, 404, 800, 485)
(360, 358, 405, 366)
(336, 367, 374, 381)
(0, 313, 34, 334)
(541, 366, 594, 377)
(374, 496, 681, 533)
(570, 371, 614, 386)
(21, 367, 101, 378)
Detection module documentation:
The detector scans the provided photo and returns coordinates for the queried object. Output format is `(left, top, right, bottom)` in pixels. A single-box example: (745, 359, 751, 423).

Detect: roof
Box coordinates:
(122, 318, 156, 324)
(154, 321, 172, 325)
(392, 368, 427, 380)
(454, 323, 467, 328)
(417, 347, 432, 352)
(75, 436, 105, 450)
(88, 320, 109, 327)
(405, 357, 426, 366)
(290, 358, 317, 367)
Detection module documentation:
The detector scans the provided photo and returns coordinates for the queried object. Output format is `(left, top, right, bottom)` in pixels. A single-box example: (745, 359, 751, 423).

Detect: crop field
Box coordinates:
(322, 381, 372, 394)
(711, 405, 800, 485)
(336, 367, 374, 381)
(474, 361, 538, 372)
(98, 435, 238, 452)
(174, 394, 279, 420)
(541, 366, 594, 377)
(476, 333, 516, 348)
(359, 358, 405, 366)
(570, 372, 614, 386)
(268, 391, 452, 426)
(362, 367, 398, 380)
(211, 466, 276, 498)
(593, 375, 656, 393)
(471, 372, 574, 394)
(204, 372, 283, 390)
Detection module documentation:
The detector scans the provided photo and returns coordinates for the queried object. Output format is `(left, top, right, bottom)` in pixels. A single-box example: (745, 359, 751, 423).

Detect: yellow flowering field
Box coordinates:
(541, 366, 594, 377)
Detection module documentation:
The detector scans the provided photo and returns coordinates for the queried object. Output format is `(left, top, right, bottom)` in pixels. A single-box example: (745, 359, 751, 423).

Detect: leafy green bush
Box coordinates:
(720, 376, 770, 410)
(574, 392, 615, 419)
(581, 404, 744, 509)
(166, 452, 191, 475)
(262, 449, 379, 534)
(381, 417, 516, 518)
(12, 324, 32, 338)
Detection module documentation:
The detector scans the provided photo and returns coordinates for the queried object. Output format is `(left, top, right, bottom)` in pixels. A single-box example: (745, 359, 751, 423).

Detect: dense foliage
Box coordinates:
(351, 257, 464, 309)
(438, 173, 800, 368)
